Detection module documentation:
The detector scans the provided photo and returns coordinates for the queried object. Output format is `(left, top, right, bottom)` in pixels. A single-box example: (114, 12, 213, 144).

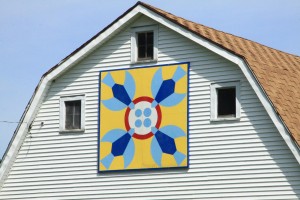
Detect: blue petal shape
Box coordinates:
(102, 97, 127, 111)
(123, 71, 135, 100)
(172, 66, 186, 82)
(151, 127, 158, 134)
(101, 129, 127, 143)
(159, 93, 186, 107)
(112, 84, 132, 106)
(102, 73, 115, 87)
(159, 125, 186, 139)
(151, 136, 163, 166)
(151, 68, 163, 98)
(128, 128, 135, 136)
(123, 139, 135, 168)
(155, 131, 176, 155)
(111, 133, 131, 156)
(173, 151, 186, 165)
(101, 153, 114, 169)
(151, 100, 158, 108)
(129, 102, 135, 109)
(155, 79, 175, 103)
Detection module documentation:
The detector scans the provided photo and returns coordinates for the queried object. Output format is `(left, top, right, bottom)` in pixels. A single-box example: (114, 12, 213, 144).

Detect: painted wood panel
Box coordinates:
(1, 16, 300, 199)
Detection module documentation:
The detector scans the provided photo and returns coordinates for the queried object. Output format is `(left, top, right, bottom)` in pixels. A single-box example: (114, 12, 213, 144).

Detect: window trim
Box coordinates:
(131, 25, 158, 63)
(210, 81, 241, 121)
(59, 95, 85, 132)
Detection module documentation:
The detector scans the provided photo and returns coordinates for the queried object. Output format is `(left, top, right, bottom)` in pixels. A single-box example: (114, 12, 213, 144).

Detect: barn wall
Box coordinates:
(1, 15, 300, 199)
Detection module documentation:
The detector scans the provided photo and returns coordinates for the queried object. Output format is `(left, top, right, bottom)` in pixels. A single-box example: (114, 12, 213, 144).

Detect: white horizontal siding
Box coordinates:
(1, 15, 300, 199)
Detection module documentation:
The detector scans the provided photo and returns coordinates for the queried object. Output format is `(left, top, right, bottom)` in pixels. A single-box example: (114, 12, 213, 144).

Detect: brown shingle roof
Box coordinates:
(139, 2, 300, 146)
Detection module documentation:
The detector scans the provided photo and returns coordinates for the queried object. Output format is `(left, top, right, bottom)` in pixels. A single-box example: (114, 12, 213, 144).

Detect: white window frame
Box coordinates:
(210, 81, 241, 121)
(131, 25, 158, 63)
(59, 95, 85, 132)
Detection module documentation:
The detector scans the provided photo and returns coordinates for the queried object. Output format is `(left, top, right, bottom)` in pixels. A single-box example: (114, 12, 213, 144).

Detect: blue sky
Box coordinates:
(0, 0, 299, 159)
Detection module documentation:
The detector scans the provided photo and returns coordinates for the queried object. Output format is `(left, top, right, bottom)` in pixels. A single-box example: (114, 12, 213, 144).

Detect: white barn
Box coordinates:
(1, 2, 300, 199)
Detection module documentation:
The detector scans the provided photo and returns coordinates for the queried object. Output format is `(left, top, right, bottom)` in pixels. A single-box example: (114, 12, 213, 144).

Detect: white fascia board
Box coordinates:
(0, 6, 143, 187)
(139, 7, 300, 164)
(0, 77, 50, 187)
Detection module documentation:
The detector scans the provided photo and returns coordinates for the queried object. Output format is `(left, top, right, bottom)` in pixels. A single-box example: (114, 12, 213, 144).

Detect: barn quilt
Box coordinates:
(99, 63, 189, 171)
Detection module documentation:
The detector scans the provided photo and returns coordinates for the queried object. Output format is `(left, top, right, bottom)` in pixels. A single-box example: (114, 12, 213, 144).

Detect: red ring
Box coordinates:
(124, 96, 162, 140)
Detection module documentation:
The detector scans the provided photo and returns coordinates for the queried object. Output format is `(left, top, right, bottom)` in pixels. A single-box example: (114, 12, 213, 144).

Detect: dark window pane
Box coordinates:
(217, 88, 236, 117)
(74, 102, 81, 115)
(147, 32, 153, 45)
(138, 32, 146, 46)
(65, 114, 72, 129)
(65, 100, 81, 129)
(138, 45, 146, 58)
(73, 114, 81, 129)
(147, 45, 153, 59)
(137, 31, 153, 60)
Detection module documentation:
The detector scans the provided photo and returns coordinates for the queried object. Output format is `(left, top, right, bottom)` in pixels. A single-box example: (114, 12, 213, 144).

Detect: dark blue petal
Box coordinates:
(155, 131, 176, 155)
(155, 79, 175, 103)
(112, 84, 132, 106)
(111, 133, 131, 156)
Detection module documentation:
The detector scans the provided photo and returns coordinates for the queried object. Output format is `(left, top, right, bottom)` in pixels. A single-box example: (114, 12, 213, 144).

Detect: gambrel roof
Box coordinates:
(139, 2, 300, 146)
(1, 1, 300, 186)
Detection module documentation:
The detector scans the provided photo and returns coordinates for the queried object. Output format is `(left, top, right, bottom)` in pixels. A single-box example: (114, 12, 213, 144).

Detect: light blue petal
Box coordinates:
(151, 100, 158, 108)
(129, 102, 135, 109)
(159, 93, 186, 107)
(151, 137, 163, 167)
(172, 66, 186, 82)
(102, 73, 115, 88)
(124, 71, 135, 100)
(123, 139, 135, 168)
(102, 97, 127, 111)
(159, 125, 186, 139)
(151, 68, 163, 97)
(101, 129, 127, 143)
(173, 151, 186, 165)
(128, 128, 135, 136)
(151, 127, 158, 134)
(101, 153, 114, 169)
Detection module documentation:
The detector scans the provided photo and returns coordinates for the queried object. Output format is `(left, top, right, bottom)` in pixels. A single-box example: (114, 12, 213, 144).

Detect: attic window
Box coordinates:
(131, 25, 158, 63)
(137, 32, 154, 60)
(60, 95, 85, 132)
(211, 81, 240, 121)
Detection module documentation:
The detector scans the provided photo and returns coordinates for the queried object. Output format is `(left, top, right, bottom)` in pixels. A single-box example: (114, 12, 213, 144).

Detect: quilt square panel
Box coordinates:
(99, 63, 189, 171)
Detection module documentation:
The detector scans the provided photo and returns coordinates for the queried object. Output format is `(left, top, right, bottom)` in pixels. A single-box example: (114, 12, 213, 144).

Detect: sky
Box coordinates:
(0, 0, 299, 159)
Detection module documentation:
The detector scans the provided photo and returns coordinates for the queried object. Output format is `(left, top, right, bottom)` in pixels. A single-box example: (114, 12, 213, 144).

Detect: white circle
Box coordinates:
(128, 101, 158, 135)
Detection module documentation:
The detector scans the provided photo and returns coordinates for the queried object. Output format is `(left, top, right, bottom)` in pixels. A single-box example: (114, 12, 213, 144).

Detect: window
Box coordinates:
(137, 32, 154, 60)
(131, 25, 158, 63)
(211, 81, 240, 121)
(60, 95, 85, 132)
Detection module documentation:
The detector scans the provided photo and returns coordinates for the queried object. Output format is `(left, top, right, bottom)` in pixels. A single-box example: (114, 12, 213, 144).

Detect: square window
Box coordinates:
(211, 81, 240, 121)
(60, 95, 85, 132)
(131, 25, 158, 63)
